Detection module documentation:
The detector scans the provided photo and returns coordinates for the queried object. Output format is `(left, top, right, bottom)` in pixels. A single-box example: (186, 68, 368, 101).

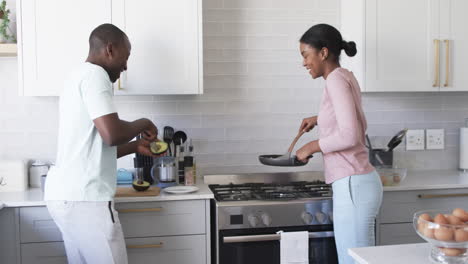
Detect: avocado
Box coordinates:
(150, 141, 168, 155)
(132, 180, 150, 191)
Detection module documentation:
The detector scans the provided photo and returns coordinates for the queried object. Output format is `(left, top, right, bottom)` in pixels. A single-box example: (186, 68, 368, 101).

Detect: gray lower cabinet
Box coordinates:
(21, 242, 67, 264)
(0, 208, 20, 264)
(126, 235, 206, 264)
(20, 235, 207, 264)
(377, 188, 468, 245)
(13, 199, 210, 264)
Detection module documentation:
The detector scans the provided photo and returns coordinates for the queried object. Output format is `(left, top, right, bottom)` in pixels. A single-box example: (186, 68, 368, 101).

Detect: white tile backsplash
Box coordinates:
(0, 0, 466, 175)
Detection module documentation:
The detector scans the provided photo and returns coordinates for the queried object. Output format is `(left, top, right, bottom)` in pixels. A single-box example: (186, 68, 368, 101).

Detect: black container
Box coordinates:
(369, 149, 393, 167)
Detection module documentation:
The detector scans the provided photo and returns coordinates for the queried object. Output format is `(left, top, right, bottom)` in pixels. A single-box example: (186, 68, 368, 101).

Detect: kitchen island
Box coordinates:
(348, 243, 432, 264)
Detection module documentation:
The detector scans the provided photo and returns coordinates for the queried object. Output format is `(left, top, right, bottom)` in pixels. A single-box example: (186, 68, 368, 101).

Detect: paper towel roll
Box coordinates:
(460, 127, 468, 170)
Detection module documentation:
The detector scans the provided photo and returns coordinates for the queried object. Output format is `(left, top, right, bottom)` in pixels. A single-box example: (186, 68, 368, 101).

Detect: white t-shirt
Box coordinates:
(45, 62, 117, 201)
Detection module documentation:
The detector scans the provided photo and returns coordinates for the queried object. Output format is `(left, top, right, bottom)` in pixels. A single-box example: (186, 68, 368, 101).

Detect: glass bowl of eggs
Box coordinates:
(413, 208, 468, 264)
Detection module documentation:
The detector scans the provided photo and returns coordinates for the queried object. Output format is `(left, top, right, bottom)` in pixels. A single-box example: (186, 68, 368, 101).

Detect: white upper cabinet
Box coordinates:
(18, 0, 111, 96)
(440, 0, 468, 91)
(18, 0, 203, 96)
(341, 0, 468, 92)
(112, 0, 203, 95)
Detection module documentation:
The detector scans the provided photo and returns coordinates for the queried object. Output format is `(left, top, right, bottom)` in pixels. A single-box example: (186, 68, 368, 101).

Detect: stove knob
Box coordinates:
(248, 214, 260, 227)
(301, 211, 314, 224)
(315, 212, 327, 224)
(260, 213, 272, 226)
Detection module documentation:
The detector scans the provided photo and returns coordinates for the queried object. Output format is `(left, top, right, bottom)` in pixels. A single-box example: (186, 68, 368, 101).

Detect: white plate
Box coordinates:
(163, 186, 199, 194)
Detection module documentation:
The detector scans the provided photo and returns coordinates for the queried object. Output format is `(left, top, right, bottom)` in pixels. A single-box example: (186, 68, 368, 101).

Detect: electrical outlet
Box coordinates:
(406, 129, 425, 150)
(426, 129, 445, 150)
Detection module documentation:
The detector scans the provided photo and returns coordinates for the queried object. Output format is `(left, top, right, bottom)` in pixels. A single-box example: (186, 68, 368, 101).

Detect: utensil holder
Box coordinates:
(369, 149, 393, 167)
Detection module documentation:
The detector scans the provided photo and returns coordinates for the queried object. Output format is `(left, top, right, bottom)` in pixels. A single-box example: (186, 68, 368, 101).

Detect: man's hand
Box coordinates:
(299, 116, 318, 133)
(135, 139, 165, 157)
(142, 120, 158, 142)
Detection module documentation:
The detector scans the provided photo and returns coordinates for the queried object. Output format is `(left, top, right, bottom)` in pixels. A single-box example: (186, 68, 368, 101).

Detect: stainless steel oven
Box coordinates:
(205, 172, 338, 264)
(219, 226, 337, 264)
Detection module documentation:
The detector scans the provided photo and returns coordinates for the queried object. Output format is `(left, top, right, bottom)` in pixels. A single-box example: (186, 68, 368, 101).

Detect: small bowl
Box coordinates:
(377, 167, 407, 186)
(413, 209, 468, 264)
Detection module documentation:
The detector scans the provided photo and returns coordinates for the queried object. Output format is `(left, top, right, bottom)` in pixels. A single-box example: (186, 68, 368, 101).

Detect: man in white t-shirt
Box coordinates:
(45, 24, 159, 264)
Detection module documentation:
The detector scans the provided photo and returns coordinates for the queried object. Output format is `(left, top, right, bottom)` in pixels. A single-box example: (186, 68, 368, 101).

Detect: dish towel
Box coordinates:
(278, 231, 309, 264)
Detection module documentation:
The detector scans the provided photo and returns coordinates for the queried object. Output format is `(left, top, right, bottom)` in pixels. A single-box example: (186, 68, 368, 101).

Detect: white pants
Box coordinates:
(332, 171, 383, 264)
(46, 201, 128, 264)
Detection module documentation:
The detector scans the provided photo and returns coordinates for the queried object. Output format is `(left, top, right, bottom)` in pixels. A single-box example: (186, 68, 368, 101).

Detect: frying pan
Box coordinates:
(258, 130, 313, 167)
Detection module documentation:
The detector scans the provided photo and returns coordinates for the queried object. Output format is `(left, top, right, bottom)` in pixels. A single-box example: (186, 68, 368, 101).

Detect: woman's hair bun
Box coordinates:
(341, 41, 357, 57)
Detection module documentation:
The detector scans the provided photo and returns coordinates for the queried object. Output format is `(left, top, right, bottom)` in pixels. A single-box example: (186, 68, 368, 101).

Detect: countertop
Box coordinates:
(1, 170, 467, 207)
(383, 170, 468, 191)
(0, 182, 214, 207)
(348, 243, 432, 264)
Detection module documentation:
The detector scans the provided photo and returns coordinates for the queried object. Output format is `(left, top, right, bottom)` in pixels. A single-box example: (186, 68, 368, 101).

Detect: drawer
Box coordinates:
(378, 223, 424, 245)
(20, 200, 206, 243)
(20, 207, 62, 243)
(20, 236, 207, 264)
(379, 188, 468, 223)
(116, 200, 206, 238)
(126, 235, 206, 264)
(21, 242, 67, 264)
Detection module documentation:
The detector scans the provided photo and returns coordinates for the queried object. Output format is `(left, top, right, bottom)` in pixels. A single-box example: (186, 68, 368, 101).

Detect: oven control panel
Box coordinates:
(217, 199, 333, 230)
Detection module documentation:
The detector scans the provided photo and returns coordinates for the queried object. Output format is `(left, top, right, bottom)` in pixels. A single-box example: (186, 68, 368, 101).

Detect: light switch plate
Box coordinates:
(406, 129, 425, 150)
(426, 129, 445, 150)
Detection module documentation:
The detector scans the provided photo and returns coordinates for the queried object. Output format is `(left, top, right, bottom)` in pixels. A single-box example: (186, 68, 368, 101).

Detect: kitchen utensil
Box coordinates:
(259, 130, 312, 167)
(385, 128, 408, 152)
(366, 135, 384, 166)
(173, 131, 187, 149)
(163, 126, 175, 156)
(366, 134, 393, 167)
(163, 185, 199, 194)
(151, 157, 177, 183)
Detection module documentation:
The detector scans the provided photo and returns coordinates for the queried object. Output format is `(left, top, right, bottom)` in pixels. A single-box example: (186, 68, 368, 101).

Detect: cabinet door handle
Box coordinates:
(418, 193, 468, 199)
(127, 243, 164, 249)
(117, 207, 163, 213)
(444, 39, 450, 87)
(433, 39, 440, 87)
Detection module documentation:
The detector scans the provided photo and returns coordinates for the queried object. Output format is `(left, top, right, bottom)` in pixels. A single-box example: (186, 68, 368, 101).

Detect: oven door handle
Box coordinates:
(223, 231, 334, 243)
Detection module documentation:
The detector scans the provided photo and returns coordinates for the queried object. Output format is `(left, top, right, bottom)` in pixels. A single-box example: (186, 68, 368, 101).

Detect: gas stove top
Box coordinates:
(209, 180, 332, 202)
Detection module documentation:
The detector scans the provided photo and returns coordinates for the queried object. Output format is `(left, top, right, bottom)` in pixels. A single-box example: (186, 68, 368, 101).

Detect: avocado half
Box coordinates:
(150, 141, 168, 155)
(132, 180, 150, 191)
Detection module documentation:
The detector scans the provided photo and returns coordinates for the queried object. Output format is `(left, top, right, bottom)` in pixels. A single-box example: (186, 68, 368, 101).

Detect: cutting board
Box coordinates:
(115, 186, 160, 197)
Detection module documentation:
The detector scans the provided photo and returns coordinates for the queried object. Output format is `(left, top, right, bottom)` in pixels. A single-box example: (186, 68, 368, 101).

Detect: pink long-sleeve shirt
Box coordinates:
(317, 67, 374, 184)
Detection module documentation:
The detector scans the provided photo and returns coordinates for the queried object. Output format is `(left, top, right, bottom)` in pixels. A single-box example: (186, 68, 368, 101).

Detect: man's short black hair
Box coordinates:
(89, 23, 127, 53)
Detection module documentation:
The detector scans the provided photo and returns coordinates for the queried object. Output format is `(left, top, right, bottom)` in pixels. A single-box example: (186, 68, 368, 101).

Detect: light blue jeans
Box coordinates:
(332, 170, 383, 264)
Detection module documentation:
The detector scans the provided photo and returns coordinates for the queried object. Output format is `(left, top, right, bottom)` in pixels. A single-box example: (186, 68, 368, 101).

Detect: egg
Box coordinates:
(440, 248, 466, 257)
(452, 208, 468, 222)
(435, 227, 454, 241)
(454, 229, 468, 242)
(393, 175, 401, 184)
(423, 225, 435, 239)
(380, 175, 388, 186)
(419, 213, 432, 222)
(434, 214, 449, 224)
(446, 215, 464, 225)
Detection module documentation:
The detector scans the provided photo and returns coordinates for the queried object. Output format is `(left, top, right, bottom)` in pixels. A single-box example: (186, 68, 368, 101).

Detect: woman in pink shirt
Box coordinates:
(295, 24, 383, 264)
